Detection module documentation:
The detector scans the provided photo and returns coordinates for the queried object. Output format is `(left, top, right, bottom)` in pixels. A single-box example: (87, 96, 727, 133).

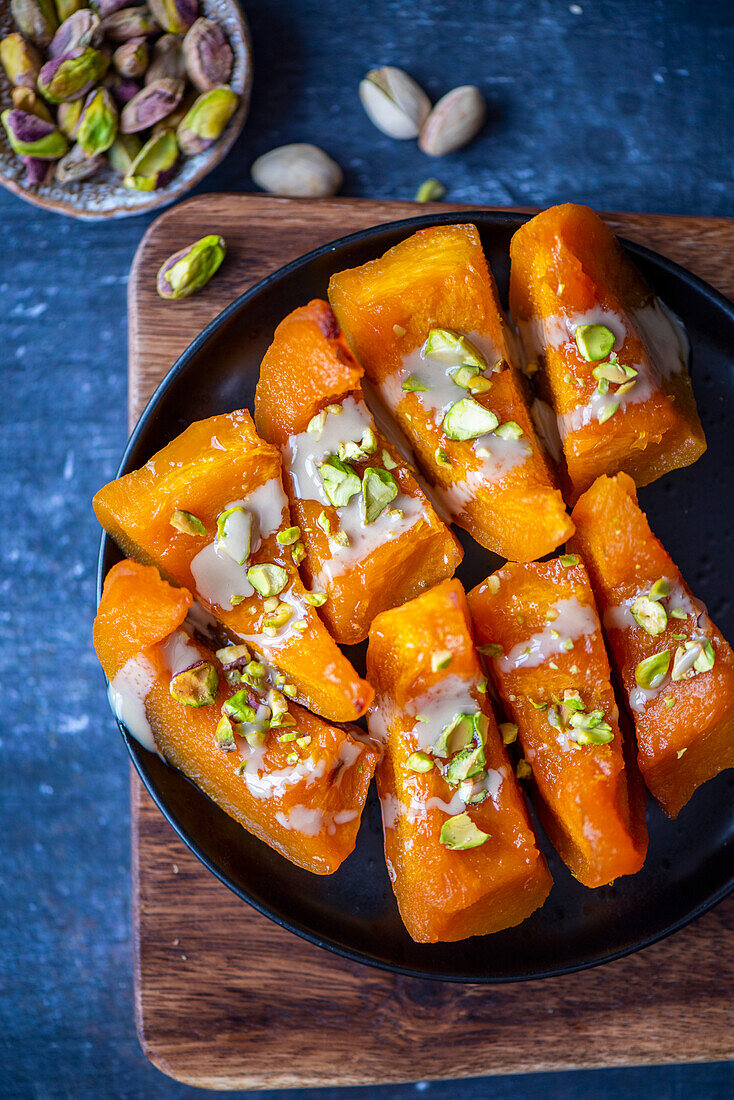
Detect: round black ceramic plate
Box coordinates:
(98, 211, 734, 982)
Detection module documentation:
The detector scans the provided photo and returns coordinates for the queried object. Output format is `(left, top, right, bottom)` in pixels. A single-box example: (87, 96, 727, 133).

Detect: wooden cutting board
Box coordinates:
(128, 195, 734, 1090)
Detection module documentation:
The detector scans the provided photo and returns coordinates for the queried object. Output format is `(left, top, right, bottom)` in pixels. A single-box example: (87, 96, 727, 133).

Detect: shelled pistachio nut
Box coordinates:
(175, 84, 237, 154)
(23, 154, 54, 182)
(10, 0, 58, 48)
(55, 140, 105, 180)
(48, 9, 102, 59)
(56, 96, 83, 135)
(107, 130, 141, 173)
(38, 46, 109, 102)
(12, 86, 53, 123)
(55, 0, 87, 20)
(100, 6, 159, 41)
(0, 33, 41, 88)
(104, 71, 141, 106)
(120, 76, 183, 132)
(147, 0, 197, 34)
(76, 86, 118, 153)
(183, 17, 232, 91)
(359, 66, 431, 139)
(157, 234, 225, 299)
(123, 126, 178, 189)
(145, 32, 183, 83)
(418, 85, 486, 156)
(251, 142, 342, 198)
(1, 108, 67, 157)
(112, 35, 148, 77)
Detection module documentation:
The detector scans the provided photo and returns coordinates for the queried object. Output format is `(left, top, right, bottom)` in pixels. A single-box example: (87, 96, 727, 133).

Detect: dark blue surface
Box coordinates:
(0, 0, 732, 1096)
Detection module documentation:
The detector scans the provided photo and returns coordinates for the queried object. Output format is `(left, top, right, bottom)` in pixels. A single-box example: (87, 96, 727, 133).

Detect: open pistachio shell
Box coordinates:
(0, 33, 41, 88)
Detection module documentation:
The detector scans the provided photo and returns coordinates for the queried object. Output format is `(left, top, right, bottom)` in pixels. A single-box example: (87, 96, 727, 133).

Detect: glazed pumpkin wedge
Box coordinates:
(328, 223, 573, 561)
(366, 579, 552, 943)
(510, 203, 706, 502)
(570, 473, 734, 818)
(468, 558, 648, 888)
(254, 299, 463, 644)
(94, 561, 380, 874)
(93, 409, 373, 723)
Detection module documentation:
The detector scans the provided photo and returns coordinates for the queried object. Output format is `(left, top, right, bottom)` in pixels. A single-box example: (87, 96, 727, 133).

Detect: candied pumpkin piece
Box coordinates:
(366, 578, 552, 943)
(328, 223, 573, 561)
(93, 409, 372, 723)
(569, 473, 734, 818)
(509, 203, 706, 502)
(94, 561, 379, 875)
(254, 299, 463, 644)
(468, 559, 648, 888)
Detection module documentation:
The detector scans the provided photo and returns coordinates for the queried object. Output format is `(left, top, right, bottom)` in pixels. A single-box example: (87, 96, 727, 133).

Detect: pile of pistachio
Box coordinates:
(0, 0, 238, 189)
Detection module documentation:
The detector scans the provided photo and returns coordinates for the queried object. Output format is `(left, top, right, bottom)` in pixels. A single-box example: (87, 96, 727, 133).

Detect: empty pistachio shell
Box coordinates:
(147, 0, 197, 34)
(76, 86, 118, 153)
(175, 84, 237, 154)
(120, 76, 183, 132)
(47, 9, 102, 58)
(107, 130, 141, 173)
(359, 65, 431, 139)
(1, 107, 67, 157)
(112, 35, 148, 77)
(251, 142, 342, 198)
(157, 234, 225, 299)
(183, 17, 232, 91)
(101, 6, 159, 41)
(10, 0, 58, 48)
(55, 141, 105, 180)
(38, 46, 109, 102)
(123, 126, 177, 189)
(55, 0, 87, 20)
(0, 33, 41, 88)
(56, 96, 82, 135)
(23, 154, 55, 182)
(145, 32, 184, 83)
(418, 85, 486, 156)
(12, 85, 53, 122)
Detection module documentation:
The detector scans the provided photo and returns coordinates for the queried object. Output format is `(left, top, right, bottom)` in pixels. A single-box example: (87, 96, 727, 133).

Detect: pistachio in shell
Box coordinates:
(23, 154, 55, 183)
(1, 108, 67, 157)
(107, 130, 141, 173)
(37, 46, 109, 103)
(0, 33, 41, 89)
(10, 0, 58, 48)
(76, 86, 118, 154)
(112, 35, 148, 78)
(104, 71, 141, 107)
(147, 0, 197, 35)
(120, 77, 183, 132)
(55, 0, 87, 20)
(176, 84, 237, 155)
(145, 31, 184, 84)
(157, 234, 225, 299)
(47, 9, 102, 58)
(123, 126, 178, 189)
(12, 86, 53, 123)
(100, 6, 159, 41)
(182, 17, 232, 91)
(250, 142, 343, 198)
(56, 96, 83, 135)
(55, 141, 106, 181)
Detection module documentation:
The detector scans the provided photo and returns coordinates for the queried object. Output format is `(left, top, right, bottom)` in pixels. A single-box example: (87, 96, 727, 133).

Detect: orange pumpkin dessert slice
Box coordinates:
(328, 223, 573, 561)
(570, 473, 734, 818)
(510, 203, 706, 502)
(94, 561, 379, 874)
(93, 410, 373, 723)
(366, 578, 552, 943)
(468, 558, 648, 888)
(254, 299, 463, 644)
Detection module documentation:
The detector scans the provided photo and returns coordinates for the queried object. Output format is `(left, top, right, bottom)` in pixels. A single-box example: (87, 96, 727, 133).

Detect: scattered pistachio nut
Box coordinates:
(37, 46, 109, 103)
(631, 594, 667, 636)
(418, 84, 486, 156)
(575, 324, 615, 362)
(112, 35, 148, 78)
(440, 812, 489, 850)
(247, 563, 288, 598)
(101, 6, 159, 42)
(414, 177, 445, 202)
(170, 508, 206, 535)
(170, 660, 218, 706)
(120, 77, 184, 132)
(47, 9, 102, 59)
(442, 397, 498, 441)
(157, 232, 226, 299)
(145, 31, 184, 83)
(76, 86, 117, 153)
(319, 455, 361, 509)
(1, 33, 42, 88)
(176, 83, 237, 154)
(10, 0, 58, 48)
(148, 0, 198, 35)
(635, 649, 671, 690)
(362, 467, 398, 524)
(499, 722, 518, 745)
(123, 126, 178, 189)
(359, 65, 431, 139)
(183, 16, 232, 90)
(251, 143, 343, 198)
(1, 107, 67, 157)
(55, 140, 105, 180)
(215, 714, 237, 751)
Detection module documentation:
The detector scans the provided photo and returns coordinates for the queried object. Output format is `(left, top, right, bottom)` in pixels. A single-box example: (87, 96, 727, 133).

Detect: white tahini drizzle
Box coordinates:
(108, 655, 157, 753)
(405, 673, 480, 754)
(275, 806, 358, 836)
(159, 628, 199, 675)
(497, 598, 598, 673)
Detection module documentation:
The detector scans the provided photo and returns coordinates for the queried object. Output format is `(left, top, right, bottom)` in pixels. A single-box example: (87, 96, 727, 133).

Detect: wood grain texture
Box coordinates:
(129, 195, 734, 1090)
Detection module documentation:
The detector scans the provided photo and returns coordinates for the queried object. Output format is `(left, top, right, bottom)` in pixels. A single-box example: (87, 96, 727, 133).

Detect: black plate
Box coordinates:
(99, 211, 734, 982)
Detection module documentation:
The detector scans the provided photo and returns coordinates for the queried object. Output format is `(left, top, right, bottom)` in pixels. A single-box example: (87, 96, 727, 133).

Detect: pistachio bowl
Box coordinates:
(0, 0, 251, 219)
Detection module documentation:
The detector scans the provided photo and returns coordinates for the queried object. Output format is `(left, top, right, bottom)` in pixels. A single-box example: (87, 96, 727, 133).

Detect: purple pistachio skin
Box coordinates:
(183, 17, 232, 91)
(120, 77, 183, 132)
(7, 108, 53, 143)
(38, 48, 106, 102)
(47, 9, 101, 59)
(105, 72, 142, 106)
(23, 155, 54, 183)
(95, 0, 135, 15)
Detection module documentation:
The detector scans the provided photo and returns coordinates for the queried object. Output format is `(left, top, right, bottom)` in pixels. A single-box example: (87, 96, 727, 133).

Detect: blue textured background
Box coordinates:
(1, 0, 732, 1097)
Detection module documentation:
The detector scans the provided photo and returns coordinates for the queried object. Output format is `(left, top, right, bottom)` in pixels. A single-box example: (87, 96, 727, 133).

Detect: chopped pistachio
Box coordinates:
(247, 563, 288, 597)
(406, 750, 433, 773)
(672, 632, 687, 641)
(670, 607, 687, 620)
(332, 530, 350, 547)
(263, 604, 293, 629)
(215, 714, 236, 751)
(267, 687, 290, 722)
(435, 447, 452, 468)
(562, 690, 584, 711)
(477, 642, 503, 658)
(649, 578, 671, 602)
(693, 639, 715, 672)
(635, 649, 671, 689)
(286, 752, 299, 766)
(433, 713, 475, 758)
(597, 401, 620, 425)
(516, 760, 532, 779)
(216, 644, 250, 669)
(495, 421, 524, 440)
(291, 541, 306, 566)
(307, 410, 326, 435)
(362, 466, 399, 524)
(575, 323, 615, 362)
(247, 729, 267, 748)
(431, 649, 452, 672)
(223, 689, 257, 724)
(597, 377, 610, 395)
(242, 661, 266, 688)
(631, 594, 668, 636)
(325, 403, 342, 415)
(170, 509, 206, 536)
(382, 449, 398, 470)
(278, 731, 297, 742)
(170, 661, 218, 707)
(263, 626, 277, 638)
(671, 641, 702, 682)
(296, 735, 311, 749)
(263, 596, 280, 612)
(499, 721, 518, 745)
(216, 505, 252, 564)
(292, 619, 309, 632)
(677, 747, 687, 758)
(616, 379, 637, 395)
(439, 812, 489, 850)
(486, 575, 500, 595)
(530, 700, 547, 711)
(282, 683, 297, 699)
(443, 397, 498, 441)
(415, 177, 446, 202)
(319, 455, 361, 508)
(402, 374, 429, 392)
(446, 744, 486, 785)
(317, 511, 332, 536)
(477, 677, 488, 694)
(572, 722, 613, 745)
(276, 526, 301, 545)
(393, 323, 406, 337)
(559, 554, 579, 567)
(664, 695, 675, 708)
(425, 328, 487, 371)
(304, 592, 328, 607)
(592, 360, 637, 385)
(561, 638, 574, 651)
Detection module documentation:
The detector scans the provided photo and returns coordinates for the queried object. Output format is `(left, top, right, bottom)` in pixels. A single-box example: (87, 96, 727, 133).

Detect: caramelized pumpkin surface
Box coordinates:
(468, 559, 648, 888)
(367, 578, 552, 943)
(254, 299, 463, 644)
(509, 203, 706, 501)
(570, 473, 734, 818)
(328, 223, 573, 561)
(93, 409, 372, 723)
(94, 561, 379, 874)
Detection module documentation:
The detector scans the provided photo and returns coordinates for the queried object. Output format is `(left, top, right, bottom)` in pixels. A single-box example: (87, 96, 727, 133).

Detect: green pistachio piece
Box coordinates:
(37, 47, 109, 104)
(276, 526, 300, 545)
(477, 642, 503, 658)
(170, 509, 206, 536)
(499, 722, 518, 745)
(123, 127, 178, 191)
(635, 649, 671, 690)
(319, 455, 361, 509)
(176, 84, 238, 155)
(664, 695, 675, 708)
(439, 812, 489, 850)
(435, 447, 452, 468)
(76, 87, 118, 154)
(223, 689, 257, 724)
(169, 661, 218, 707)
(693, 639, 715, 672)
(56, 97, 83, 137)
(671, 640, 712, 682)
(631, 594, 668, 636)
(157, 233, 226, 298)
(446, 744, 486, 786)
(559, 554, 579, 566)
(381, 449, 398, 470)
(215, 505, 251, 564)
(425, 328, 487, 370)
(304, 592, 327, 607)
(215, 644, 250, 670)
(572, 722, 613, 745)
(494, 421, 523, 440)
(317, 511, 331, 536)
(247, 563, 288, 597)
(1, 108, 67, 157)
(362, 466, 398, 524)
(1, 33, 41, 88)
(450, 364, 482, 391)
(569, 708, 604, 730)
(575, 323, 615, 362)
(669, 607, 687, 620)
(516, 760, 532, 779)
(267, 687, 290, 723)
(262, 604, 292, 629)
(431, 649, 452, 672)
(10, 0, 58, 48)
(562, 690, 584, 711)
(442, 398, 498, 441)
(597, 401, 620, 425)
(414, 177, 445, 202)
(306, 410, 326, 434)
(406, 750, 433, 773)
(242, 661, 266, 688)
(215, 714, 236, 751)
(401, 374, 429, 392)
(648, 578, 671, 602)
(291, 541, 306, 565)
(592, 361, 637, 384)
(433, 712, 475, 759)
